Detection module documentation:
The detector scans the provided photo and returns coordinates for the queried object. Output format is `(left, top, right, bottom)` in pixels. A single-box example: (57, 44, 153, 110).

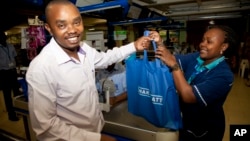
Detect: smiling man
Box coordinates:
(25, 0, 151, 141)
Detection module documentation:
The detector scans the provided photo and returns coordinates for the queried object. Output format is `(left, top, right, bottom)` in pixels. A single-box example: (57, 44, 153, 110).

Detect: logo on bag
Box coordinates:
(151, 95, 163, 105)
(138, 87, 163, 105)
(138, 87, 150, 96)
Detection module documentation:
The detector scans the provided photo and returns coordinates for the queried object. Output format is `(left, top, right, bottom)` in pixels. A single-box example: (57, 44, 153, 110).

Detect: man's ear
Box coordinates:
(45, 23, 52, 36)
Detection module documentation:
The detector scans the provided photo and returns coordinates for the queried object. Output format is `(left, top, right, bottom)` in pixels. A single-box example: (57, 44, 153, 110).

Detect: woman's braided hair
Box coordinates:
(208, 25, 239, 57)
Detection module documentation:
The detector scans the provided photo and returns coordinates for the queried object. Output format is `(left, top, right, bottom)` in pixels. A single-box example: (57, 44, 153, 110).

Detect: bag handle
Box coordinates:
(143, 30, 161, 67)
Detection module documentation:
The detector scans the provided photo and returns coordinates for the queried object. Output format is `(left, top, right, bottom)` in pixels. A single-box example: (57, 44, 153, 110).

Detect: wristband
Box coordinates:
(170, 64, 180, 72)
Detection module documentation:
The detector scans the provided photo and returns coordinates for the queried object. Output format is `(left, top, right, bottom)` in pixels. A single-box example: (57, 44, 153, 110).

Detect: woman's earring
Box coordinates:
(220, 50, 223, 54)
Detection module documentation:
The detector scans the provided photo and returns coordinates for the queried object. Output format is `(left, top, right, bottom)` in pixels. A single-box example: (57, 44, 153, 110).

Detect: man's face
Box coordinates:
(45, 3, 84, 51)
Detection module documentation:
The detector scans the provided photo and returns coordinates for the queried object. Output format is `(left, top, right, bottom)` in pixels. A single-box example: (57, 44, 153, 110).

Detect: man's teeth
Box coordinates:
(68, 37, 78, 43)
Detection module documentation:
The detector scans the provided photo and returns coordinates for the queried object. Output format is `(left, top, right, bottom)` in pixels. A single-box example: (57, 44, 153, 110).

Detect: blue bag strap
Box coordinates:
(143, 30, 160, 67)
(143, 30, 149, 62)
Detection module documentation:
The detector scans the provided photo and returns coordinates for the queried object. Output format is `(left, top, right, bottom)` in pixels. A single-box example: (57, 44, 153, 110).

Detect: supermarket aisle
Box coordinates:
(0, 93, 26, 140)
(223, 74, 250, 141)
(0, 113, 26, 140)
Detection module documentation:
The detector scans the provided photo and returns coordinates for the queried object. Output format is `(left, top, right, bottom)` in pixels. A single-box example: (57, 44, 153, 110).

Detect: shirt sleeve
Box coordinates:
(8, 43, 17, 57)
(88, 42, 136, 69)
(175, 52, 199, 72)
(191, 64, 234, 107)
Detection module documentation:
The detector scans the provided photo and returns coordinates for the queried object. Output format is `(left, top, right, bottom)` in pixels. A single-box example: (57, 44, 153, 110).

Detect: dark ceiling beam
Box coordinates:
(196, 0, 202, 6)
(0, 0, 47, 31)
(141, 0, 195, 7)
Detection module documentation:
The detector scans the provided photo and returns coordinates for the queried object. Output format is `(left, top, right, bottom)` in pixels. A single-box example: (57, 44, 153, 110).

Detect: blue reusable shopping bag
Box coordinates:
(125, 31, 182, 130)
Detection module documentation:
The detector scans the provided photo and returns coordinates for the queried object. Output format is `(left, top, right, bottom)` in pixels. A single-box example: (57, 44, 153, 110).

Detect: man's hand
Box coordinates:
(134, 36, 151, 51)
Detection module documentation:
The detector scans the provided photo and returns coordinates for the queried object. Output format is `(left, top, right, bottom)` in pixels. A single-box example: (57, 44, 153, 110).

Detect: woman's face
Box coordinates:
(45, 3, 84, 51)
(199, 28, 228, 64)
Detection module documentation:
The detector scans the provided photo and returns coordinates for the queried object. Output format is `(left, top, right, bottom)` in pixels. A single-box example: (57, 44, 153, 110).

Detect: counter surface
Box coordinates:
(103, 101, 178, 141)
(13, 95, 178, 141)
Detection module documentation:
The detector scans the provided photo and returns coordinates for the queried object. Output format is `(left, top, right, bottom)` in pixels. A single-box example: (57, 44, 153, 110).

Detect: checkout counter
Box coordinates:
(13, 95, 178, 141)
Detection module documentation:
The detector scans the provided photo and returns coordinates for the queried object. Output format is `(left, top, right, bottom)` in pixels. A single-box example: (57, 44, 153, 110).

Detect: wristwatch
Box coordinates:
(170, 64, 180, 72)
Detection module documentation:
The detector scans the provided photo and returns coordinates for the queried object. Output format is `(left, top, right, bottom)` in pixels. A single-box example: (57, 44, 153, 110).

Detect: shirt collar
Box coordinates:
(50, 38, 86, 65)
(197, 56, 225, 70)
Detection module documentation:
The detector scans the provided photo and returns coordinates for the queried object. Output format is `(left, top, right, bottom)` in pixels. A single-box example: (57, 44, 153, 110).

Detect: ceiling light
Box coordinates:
(209, 20, 215, 25)
(79, 5, 121, 13)
(88, 28, 95, 31)
(110, 17, 167, 26)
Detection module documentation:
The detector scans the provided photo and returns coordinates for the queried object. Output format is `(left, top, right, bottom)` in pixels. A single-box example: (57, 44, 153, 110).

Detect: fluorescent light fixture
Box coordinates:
(79, 5, 121, 13)
(110, 17, 167, 26)
(88, 28, 95, 31)
(78, 0, 128, 13)
(199, 15, 242, 19)
(209, 20, 215, 25)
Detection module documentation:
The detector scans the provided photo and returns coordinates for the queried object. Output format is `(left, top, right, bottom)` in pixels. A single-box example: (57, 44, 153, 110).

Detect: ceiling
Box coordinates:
(1, 0, 250, 34)
(133, 0, 250, 21)
(0, 0, 45, 33)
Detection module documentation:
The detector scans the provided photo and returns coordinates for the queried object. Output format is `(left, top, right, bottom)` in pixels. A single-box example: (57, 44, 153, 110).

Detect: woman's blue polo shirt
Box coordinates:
(175, 52, 234, 133)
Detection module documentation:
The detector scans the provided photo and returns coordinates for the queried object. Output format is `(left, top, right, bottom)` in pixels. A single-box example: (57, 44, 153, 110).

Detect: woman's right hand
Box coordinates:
(155, 46, 177, 67)
(100, 134, 117, 141)
(149, 31, 163, 45)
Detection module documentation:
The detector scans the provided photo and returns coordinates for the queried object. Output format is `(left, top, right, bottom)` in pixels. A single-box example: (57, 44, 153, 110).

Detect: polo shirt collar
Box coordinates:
(197, 56, 225, 70)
